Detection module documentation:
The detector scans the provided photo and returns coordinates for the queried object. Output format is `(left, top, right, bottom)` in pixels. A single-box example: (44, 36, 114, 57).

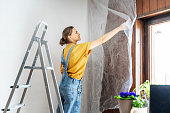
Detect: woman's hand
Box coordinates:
(119, 24, 124, 31)
(120, 19, 131, 31)
(89, 19, 131, 50)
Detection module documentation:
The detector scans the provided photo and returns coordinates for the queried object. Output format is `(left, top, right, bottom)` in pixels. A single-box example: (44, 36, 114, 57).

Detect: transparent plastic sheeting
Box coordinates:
(81, 0, 136, 113)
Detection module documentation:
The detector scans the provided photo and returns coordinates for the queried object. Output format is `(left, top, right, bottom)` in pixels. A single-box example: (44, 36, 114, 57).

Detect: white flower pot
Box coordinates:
(130, 107, 147, 113)
(118, 100, 133, 113)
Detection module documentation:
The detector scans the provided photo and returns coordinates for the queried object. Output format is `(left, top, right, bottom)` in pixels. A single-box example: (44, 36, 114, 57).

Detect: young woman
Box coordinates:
(57, 22, 127, 113)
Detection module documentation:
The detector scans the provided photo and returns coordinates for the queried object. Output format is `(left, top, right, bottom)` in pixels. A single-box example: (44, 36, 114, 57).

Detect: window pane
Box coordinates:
(150, 20, 170, 85)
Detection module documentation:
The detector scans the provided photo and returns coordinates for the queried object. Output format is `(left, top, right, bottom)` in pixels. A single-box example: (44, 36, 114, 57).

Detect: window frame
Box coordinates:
(142, 12, 170, 83)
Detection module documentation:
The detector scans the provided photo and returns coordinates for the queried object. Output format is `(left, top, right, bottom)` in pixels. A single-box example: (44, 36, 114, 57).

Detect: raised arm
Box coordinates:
(89, 23, 125, 50)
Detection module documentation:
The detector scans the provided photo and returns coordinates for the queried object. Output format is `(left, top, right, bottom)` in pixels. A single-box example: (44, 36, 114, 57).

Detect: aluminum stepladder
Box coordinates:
(2, 21, 64, 113)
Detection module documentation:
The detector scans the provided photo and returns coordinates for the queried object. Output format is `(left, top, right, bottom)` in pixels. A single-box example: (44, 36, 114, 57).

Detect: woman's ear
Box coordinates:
(67, 35, 71, 41)
(67, 35, 75, 43)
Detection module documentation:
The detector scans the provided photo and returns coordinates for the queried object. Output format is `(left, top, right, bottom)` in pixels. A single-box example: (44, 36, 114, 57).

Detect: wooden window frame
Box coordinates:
(139, 12, 170, 83)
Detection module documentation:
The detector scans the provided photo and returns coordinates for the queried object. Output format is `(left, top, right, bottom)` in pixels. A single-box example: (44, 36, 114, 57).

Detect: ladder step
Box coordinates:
(10, 84, 31, 89)
(1, 103, 25, 111)
(24, 66, 53, 70)
(46, 67, 53, 70)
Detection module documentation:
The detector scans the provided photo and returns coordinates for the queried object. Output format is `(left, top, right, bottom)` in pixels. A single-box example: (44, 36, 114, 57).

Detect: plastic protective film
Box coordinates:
(81, 0, 136, 113)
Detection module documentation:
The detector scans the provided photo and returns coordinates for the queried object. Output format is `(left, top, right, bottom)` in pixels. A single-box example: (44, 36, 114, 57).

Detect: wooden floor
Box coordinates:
(102, 108, 119, 113)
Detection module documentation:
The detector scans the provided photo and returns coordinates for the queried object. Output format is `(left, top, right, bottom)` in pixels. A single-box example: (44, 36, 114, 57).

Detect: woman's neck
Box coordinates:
(68, 41, 77, 44)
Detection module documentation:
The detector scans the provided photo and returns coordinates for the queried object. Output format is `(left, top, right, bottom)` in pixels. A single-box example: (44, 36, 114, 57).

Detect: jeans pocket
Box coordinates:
(61, 86, 76, 102)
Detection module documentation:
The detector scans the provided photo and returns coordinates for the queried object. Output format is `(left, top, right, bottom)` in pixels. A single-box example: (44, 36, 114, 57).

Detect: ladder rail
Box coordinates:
(44, 42, 64, 113)
(2, 104, 25, 111)
(40, 22, 48, 41)
(38, 39, 55, 113)
(2, 39, 34, 113)
(17, 21, 48, 113)
(2, 21, 64, 113)
(32, 21, 48, 41)
(16, 49, 39, 113)
(2, 21, 46, 113)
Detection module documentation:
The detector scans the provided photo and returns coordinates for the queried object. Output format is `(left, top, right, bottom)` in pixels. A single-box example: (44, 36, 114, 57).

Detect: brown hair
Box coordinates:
(59, 26, 74, 46)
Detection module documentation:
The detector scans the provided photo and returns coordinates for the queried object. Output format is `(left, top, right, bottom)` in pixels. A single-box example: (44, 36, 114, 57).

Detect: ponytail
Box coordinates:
(59, 37, 69, 46)
(59, 26, 74, 46)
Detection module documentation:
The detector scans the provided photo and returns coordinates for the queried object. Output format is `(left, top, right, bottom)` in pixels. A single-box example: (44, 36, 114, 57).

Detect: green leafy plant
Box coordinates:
(133, 95, 145, 108)
(114, 92, 138, 100)
(132, 80, 150, 108)
(133, 80, 150, 100)
(115, 92, 146, 108)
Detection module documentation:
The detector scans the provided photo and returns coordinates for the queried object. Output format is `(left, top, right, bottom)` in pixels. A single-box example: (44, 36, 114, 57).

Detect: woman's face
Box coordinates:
(68, 28, 81, 43)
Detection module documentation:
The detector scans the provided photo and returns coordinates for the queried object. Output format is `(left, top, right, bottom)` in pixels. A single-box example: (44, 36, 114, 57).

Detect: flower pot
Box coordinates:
(144, 100, 149, 113)
(130, 107, 147, 113)
(118, 100, 133, 113)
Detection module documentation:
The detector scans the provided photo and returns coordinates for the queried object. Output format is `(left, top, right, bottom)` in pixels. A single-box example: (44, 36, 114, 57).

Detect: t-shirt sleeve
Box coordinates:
(75, 42, 92, 57)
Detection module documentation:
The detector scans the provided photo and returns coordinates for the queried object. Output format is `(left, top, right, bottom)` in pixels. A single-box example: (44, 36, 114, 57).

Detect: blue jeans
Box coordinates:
(56, 72, 82, 113)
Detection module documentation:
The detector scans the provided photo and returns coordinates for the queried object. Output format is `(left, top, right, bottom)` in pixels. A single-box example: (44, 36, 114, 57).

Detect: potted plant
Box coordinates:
(114, 92, 138, 113)
(131, 80, 150, 113)
(136, 80, 150, 100)
(130, 95, 147, 113)
(134, 80, 150, 106)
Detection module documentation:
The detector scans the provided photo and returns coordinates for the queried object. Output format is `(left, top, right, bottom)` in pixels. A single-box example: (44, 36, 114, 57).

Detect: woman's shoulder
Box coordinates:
(73, 42, 92, 52)
(75, 42, 92, 47)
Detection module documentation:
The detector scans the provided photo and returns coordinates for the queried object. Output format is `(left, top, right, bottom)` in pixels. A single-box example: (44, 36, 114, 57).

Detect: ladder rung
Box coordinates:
(1, 103, 25, 111)
(46, 67, 53, 70)
(10, 85, 31, 89)
(33, 37, 47, 45)
(24, 66, 53, 70)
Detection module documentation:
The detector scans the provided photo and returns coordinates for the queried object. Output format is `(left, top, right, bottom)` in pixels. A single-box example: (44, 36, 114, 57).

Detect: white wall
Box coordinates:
(0, 0, 88, 113)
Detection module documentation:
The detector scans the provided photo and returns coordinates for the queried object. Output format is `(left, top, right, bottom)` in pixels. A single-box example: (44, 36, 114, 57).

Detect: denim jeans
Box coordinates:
(57, 45, 82, 113)
(56, 72, 82, 113)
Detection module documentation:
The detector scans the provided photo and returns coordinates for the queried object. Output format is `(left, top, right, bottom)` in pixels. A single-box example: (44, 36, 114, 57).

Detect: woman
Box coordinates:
(57, 22, 127, 113)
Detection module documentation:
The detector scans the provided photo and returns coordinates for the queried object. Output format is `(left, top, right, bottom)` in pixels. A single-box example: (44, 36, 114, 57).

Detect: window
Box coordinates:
(150, 20, 170, 84)
(143, 12, 170, 85)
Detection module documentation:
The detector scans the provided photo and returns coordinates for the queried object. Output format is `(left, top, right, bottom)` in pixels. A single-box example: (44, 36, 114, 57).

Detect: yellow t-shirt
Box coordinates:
(60, 42, 92, 80)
